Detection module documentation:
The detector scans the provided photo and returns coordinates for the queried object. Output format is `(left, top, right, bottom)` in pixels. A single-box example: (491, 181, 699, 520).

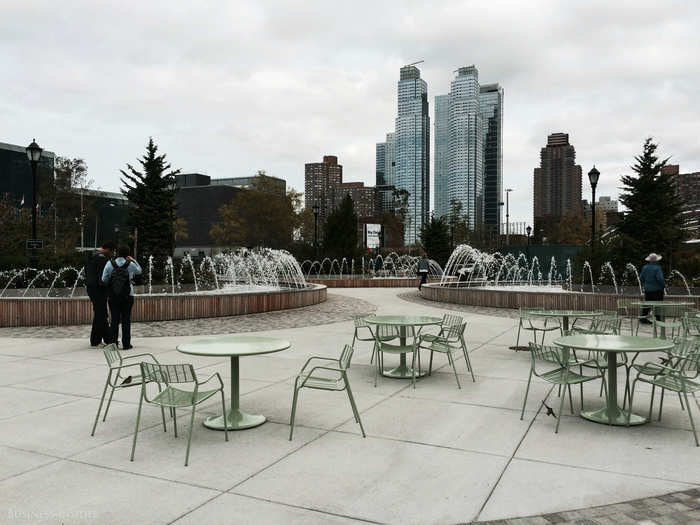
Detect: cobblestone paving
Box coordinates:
(474, 488, 700, 525)
(398, 290, 520, 319)
(0, 293, 376, 339)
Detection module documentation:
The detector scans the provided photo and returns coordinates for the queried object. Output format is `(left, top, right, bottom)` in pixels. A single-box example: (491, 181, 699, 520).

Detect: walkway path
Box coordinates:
(0, 288, 697, 524)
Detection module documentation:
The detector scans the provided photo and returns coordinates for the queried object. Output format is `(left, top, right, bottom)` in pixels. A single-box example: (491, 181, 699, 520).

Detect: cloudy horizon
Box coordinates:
(2, 0, 699, 225)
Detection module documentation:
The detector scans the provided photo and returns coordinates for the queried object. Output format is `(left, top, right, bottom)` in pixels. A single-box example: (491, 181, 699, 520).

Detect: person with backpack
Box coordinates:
(101, 245, 142, 350)
(84, 240, 116, 347)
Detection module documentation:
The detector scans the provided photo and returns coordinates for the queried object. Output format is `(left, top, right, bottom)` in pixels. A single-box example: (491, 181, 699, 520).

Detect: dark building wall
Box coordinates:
(175, 185, 241, 248)
(533, 133, 582, 220)
(175, 173, 211, 188)
(0, 142, 55, 205)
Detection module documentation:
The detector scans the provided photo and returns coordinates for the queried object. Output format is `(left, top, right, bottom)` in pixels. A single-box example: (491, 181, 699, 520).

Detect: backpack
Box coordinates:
(84, 252, 107, 287)
(108, 260, 131, 299)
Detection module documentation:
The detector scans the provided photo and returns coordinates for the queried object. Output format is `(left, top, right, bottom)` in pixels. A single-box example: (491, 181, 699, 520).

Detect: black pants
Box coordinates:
(418, 271, 428, 289)
(109, 295, 134, 348)
(87, 286, 111, 346)
(642, 289, 664, 319)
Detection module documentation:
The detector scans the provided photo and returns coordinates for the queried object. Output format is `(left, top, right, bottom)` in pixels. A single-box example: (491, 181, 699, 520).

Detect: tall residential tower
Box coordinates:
(480, 83, 504, 231)
(394, 64, 430, 244)
(533, 133, 582, 220)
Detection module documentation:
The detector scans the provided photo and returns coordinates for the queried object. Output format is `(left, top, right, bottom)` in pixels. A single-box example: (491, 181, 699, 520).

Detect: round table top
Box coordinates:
(628, 300, 695, 307)
(553, 334, 674, 353)
(528, 309, 605, 317)
(177, 335, 291, 357)
(365, 315, 442, 326)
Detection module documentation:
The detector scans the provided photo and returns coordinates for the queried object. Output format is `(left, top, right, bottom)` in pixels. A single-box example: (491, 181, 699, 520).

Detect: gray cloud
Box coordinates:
(2, 0, 698, 225)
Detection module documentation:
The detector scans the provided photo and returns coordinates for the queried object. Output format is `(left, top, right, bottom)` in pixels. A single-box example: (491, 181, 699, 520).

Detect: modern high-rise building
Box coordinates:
(480, 83, 504, 231)
(375, 143, 386, 186)
(384, 132, 396, 186)
(533, 133, 582, 220)
(433, 94, 450, 219)
(375, 132, 397, 214)
(394, 65, 430, 244)
(304, 155, 343, 235)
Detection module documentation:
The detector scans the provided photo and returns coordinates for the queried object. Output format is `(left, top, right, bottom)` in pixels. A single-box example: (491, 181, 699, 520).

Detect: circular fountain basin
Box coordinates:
(0, 284, 327, 327)
(421, 282, 700, 311)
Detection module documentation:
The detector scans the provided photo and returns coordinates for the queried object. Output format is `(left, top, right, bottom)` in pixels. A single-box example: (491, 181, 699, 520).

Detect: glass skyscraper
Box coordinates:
(480, 83, 504, 231)
(434, 66, 503, 231)
(433, 94, 450, 219)
(395, 65, 430, 245)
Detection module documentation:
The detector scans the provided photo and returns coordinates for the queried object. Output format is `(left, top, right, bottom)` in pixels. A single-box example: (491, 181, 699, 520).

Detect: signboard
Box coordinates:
(26, 239, 43, 250)
(365, 224, 382, 249)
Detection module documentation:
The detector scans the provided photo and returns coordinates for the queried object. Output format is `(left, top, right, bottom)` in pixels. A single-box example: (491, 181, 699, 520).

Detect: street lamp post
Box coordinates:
(498, 201, 504, 247)
(25, 139, 43, 268)
(505, 188, 513, 246)
(588, 166, 600, 251)
(312, 203, 320, 256)
(526, 225, 532, 246)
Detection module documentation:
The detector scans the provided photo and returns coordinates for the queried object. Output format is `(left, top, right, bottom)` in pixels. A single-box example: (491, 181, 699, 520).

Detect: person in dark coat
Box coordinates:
(102, 245, 142, 350)
(84, 241, 116, 347)
(418, 253, 430, 291)
(639, 252, 665, 323)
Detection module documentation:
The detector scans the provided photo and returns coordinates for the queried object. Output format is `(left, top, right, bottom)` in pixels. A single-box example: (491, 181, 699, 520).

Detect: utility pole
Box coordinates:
(505, 188, 512, 246)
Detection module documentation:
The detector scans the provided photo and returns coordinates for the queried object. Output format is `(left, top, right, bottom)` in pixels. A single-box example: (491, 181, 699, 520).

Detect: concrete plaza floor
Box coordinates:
(0, 288, 698, 524)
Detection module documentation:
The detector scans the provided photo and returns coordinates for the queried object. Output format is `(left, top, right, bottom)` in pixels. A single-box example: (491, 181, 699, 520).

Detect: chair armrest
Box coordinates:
(299, 356, 340, 374)
(197, 372, 224, 390)
(120, 353, 160, 364)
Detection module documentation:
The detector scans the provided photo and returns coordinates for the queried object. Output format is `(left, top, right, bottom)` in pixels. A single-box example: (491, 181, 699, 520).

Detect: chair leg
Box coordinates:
(520, 370, 533, 420)
(91, 377, 110, 436)
(555, 381, 567, 433)
(370, 341, 376, 364)
(345, 381, 365, 438)
(516, 321, 522, 346)
(102, 384, 116, 422)
(658, 387, 665, 421)
(172, 407, 178, 438)
(130, 393, 144, 462)
(627, 379, 638, 426)
(461, 336, 475, 382)
(184, 404, 196, 466)
(683, 391, 699, 446)
(220, 391, 229, 442)
(580, 381, 584, 410)
(678, 392, 685, 411)
(648, 384, 656, 420)
(411, 350, 417, 389)
(428, 350, 434, 375)
(289, 384, 300, 440)
(567, 384, 574, 414)
(448, 352, 461, 389)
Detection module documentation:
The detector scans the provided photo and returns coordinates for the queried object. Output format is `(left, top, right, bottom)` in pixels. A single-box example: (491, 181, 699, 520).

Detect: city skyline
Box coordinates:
(2, 1, 699, 226)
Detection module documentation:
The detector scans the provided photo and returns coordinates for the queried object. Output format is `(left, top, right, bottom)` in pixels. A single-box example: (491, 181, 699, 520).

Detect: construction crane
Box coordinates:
(403, 60, 424, 68)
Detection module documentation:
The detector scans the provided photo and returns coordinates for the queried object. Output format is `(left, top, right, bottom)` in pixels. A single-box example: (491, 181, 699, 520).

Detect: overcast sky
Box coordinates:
(2, 1, 699, 224)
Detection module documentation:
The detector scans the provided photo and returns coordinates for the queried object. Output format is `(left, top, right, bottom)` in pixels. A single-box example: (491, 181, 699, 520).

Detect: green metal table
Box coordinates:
(177, 335, 290, 431)
(554, 334, 673, 426)
(366, 315, 442, 378)
(628, 301, 694, 338)
(528, 309, 605, 333)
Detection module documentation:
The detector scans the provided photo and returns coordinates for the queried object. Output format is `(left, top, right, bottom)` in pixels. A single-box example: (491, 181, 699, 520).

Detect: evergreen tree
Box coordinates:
(614, 138, 683, 270)
(420, 215, 451, 267)
(121, 138, 180, 259)
(322, 194, 358, 259)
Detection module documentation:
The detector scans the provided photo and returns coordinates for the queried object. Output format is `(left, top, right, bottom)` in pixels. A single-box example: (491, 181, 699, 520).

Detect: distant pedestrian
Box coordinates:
(85, 240, 116, 347)
(639, 253, 665, 324)
(418, 253, 429, 291)
(102, 245, 142, 349)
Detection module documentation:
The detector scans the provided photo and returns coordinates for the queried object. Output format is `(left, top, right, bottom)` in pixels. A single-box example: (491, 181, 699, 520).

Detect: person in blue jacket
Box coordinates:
(638, 253, 665, 324)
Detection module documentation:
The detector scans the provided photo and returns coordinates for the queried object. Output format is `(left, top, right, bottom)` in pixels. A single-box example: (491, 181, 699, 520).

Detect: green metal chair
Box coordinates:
(571, 315, 623, 398)
(682, 313, 700, 337)
(130, 362, 228, 466)
(422, 337, 468, 389)
(520, 342, 604, 433)
(289, 344, 365, 440)
(653, 318, 683, 339)
(627, 348, 700, 446)
(373, 324, 419, 388)
(617, 299, 649, 335)
(517, 308, 561, 346)
(351, 314, 378, 361)
(419, 313, 462, 344)
(419, 321, 475, 384)
(92, 344, 163, 436)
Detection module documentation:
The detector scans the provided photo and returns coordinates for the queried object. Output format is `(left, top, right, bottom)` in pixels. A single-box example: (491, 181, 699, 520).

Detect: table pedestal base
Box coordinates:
(580, 407, 647, 426)
(382, 364, 428, 379)
(204, 409, 266, 431)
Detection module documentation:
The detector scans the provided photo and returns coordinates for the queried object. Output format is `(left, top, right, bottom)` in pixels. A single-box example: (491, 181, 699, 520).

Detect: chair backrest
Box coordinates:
(442, 314, 463, 328)
(353, 314, 375, 328)
(339, 344, 354, 370)
(528, 342, 564, 365)
(590, 316, 621, 334)
(682, 313, 700, 334)
(140, 362, 196, 385)
(443, 322, 466, 340)
(672, 337, 699, 358)
(664, 303, 692, 320)
(103, 343, 122, 367)
(675, 349, 700, 376)
(616, 299, 629, 316)
(375, 324, 400, 339)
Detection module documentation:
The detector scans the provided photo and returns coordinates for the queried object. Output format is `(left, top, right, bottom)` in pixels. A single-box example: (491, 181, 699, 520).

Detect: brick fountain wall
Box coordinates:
(0, 284, 327, 327)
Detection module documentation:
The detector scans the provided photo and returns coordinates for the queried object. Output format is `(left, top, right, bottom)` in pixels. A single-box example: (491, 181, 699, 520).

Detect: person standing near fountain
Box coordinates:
(639, 253, 665, 324)
(102, 245, 142, 349)
(84, 240, 116, 347)
(418, 253, 429, 291)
